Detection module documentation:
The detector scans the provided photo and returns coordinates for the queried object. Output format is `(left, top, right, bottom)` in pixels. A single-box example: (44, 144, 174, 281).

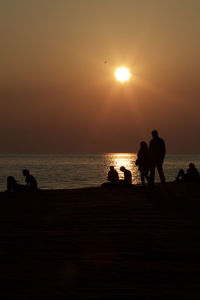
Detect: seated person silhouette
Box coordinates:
(120, 166, 132, 186)
(108, 166, 119, 185)
(102, 166, 119, 187)
(6, 176, 27, 192)
(23, 169, 38, 190)
(176, 169, 186, 182)
(176, 163, 200, 182)
(186, 163, 199, 182)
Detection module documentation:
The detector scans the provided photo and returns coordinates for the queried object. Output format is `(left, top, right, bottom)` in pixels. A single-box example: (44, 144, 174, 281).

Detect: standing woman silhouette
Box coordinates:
(136, 141, 150, 186)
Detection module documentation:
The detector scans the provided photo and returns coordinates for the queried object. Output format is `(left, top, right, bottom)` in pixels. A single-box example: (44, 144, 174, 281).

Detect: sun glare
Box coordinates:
(114, 66, 131, 82)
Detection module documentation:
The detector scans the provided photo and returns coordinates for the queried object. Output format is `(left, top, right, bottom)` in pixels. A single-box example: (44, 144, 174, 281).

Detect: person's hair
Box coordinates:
(7, 176, 17, 185)
(189, 163, 195, 169)
(110, 166, 114, 170)
(120, 166, 125, 171)
(23, 169, 29, 176)
(140, 141, 148, 148)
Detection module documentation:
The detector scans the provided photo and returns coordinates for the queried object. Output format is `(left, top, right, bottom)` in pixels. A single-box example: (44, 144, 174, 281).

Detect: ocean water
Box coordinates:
(0, 153, 200, 191)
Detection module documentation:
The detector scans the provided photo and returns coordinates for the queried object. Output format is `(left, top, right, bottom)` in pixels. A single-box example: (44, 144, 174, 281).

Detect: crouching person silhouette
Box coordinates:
(108, 166, 119, 185)
(186, 163, 200, 182)
(176, 163, 200, 182)
(176, 169, 186, 182)
(6, 176, 27, 192)
(23, 169, 38, 190)
(102, 166, 119, 187)
(120, 166, 132, 186)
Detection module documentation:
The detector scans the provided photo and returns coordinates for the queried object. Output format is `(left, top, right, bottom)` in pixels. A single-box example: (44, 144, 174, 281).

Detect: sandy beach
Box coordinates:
(1, 182, 200, 298)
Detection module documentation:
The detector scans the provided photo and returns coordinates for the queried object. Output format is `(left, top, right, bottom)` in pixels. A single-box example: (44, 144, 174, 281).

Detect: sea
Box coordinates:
(0, 153, 200, 191)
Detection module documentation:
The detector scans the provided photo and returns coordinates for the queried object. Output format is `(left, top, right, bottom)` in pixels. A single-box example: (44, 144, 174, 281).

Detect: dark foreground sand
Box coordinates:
(1, 182, 200, 298)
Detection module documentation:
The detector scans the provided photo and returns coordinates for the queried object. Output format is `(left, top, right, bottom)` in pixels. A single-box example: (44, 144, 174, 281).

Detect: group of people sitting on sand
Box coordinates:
(102, 166, 132, 187)
(176, 163, 200, 183)
(6, 169, 38, 192)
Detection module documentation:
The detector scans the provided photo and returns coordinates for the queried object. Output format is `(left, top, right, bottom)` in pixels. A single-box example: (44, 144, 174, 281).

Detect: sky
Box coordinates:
(0, 0, 200, 153)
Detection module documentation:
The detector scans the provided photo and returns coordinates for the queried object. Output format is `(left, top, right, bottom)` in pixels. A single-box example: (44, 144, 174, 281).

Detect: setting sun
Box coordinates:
(114, 66, 131, 82)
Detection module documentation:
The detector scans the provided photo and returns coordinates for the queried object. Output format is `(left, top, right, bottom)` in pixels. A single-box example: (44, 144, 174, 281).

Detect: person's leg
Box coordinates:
(144, 169, 150, 183)
(157, 163, 165, 183)
(149, 165, 155, 188)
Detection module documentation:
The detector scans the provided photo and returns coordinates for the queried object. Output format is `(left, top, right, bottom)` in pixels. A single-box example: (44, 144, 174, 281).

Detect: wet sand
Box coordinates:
(1, 182, 200, 298)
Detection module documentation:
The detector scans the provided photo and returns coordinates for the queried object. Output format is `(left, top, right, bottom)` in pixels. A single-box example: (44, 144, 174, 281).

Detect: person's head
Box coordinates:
(120, 166, 126, 172)
(189, 163, 195, 169)
(152, 130, 158, 138)
(140, 141, 148, 149)
(7, 176, 17, 185)
(110, 166, 114, 171)
(23, 169, 29, 176)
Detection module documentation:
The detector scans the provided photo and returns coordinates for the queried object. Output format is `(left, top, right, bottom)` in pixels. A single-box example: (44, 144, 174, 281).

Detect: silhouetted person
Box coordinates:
(6, 176, 26, 192)
(176, 169, 186, 182)
(108, 166, 119, 185)
(186, 163, 199, 182)
(136, 141, 150, 186)
(23, 169, 38, 190)
(176, 163, 199, 182)
(149, 130, 166, 188)
(120, 166, 132, 185)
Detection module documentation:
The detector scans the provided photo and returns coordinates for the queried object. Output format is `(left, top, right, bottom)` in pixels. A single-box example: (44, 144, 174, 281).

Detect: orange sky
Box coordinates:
(0, 0, 200, 153)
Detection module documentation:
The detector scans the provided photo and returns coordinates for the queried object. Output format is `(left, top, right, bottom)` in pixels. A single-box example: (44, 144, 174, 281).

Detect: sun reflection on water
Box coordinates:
(105, 153, 140, 184)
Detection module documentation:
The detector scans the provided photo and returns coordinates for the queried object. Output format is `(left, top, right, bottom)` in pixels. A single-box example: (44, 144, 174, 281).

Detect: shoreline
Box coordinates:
(0, 180, 190, 192)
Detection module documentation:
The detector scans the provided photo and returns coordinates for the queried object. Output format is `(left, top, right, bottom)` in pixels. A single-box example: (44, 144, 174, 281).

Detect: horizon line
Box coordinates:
(0, 152, 200, 155)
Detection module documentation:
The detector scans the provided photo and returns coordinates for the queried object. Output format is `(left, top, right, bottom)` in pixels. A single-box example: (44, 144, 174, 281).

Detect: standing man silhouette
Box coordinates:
(149, 130, 166, 188)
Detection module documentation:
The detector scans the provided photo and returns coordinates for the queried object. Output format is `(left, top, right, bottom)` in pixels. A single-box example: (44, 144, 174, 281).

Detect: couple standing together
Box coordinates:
(136, 130, 166, 188)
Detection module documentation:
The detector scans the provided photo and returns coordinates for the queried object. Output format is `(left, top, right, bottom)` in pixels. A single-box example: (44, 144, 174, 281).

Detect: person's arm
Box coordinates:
(25, 176, 30, 187)
(149, 140, 153, 154)
(136, 150, 141, 166)
(116, 172, 119, 181)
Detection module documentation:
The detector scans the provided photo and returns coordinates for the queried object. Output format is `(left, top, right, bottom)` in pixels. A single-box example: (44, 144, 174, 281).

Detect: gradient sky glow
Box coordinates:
(0, 0, 200, 153)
